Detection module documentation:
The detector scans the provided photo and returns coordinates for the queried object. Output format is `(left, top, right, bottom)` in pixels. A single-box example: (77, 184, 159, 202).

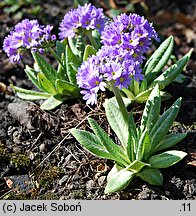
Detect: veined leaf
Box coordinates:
(133, 80, 140, 96)
(66, 45, 80, 84)
(152, 133, 187, 154)
(136, 167, 163, 186)
(139, 78, 148, 93)
(105, 99, 129, 148)
(105, 168, 134, 194)
(70, 128, 115, 161)
(140, 85, 161, 132)
(174, 74, 186, 84)
(75, 35, 85, 58)
(107, 164, 124, 181)
(144, 36, 174, 83)
(150, 98, 182, 149)
(56, 40, 66, 57)
(37, 73, 58, 95)
(136, 130, 151, 161)
(127, 160, 148, 173)
(126, 112, 137, 161)
(135, 88, 153, 103)
(83, 45, 96, 61)
(40, 95, 65, 110)
(55, 79, 80, 97)
(11, 85, 50, 100)
(149, 150, 187, 168)
(88, 118, 130, 166)
(107, 96, 132, 108)
(31, 52, 57, 85)
(149, 49, 193, 89)
(57, 53, 67, 80)
(24, 65, 44, 91)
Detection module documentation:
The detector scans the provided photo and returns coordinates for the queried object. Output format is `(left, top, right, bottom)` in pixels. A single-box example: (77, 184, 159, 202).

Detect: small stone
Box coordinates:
(28, 151, 35, 160)
(59, 175, 68, 186)
(39, 143, 46, 152)
(98, 176, 106, 186)
(86, 180, 95, 191)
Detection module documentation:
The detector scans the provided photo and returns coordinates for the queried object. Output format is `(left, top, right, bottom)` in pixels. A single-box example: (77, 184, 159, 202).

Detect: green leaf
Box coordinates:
(105, 99, 129, 148)
(105, 168, 134, 194)
(107, 96, 132, 108)
(55, 79, 80, 97)
(11, 85, 50, 100)
(150, 98, 182, 149)
(83, 45, 96, 61)
(140, 85, 161, 132)
(139, 78, 148, 92)
(31, 52, 57, 85)
(24, 65, 44, 91)
(153, 133, 187, 154)
(149, 49, 193, 89)
(136, 167, 163, 186)
(88, 118, 130, 166)
(40, 95, 65, 110)
(174, 74, 187, 84)
(133, 80, 140, 96)
(134, 88, 153, 103)
(66, 45, 80, 84)
(126, 135, 135, 162)
(136, 130, 151, 161)
(149, 150, 187, 168)
(70, 128, 115, 160)
(75, 35, 85, 58)
(144, 36, 174, 83)
(37, 73, 58, 95)
(56, 40, 66, 57)
(127, 160, 148, 173)
(57, 53, 67, 80)
(126, 112, 137, 160)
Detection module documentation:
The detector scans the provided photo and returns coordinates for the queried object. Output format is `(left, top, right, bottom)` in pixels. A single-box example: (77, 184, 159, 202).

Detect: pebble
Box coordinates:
(59, 175, 68, 186)
(86, 180, 95, 191)
(39, 143, 46, 152)
(98, 176, 106, 186)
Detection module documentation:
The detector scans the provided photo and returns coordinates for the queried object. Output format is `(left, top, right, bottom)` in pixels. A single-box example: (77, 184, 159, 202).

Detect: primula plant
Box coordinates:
(70, 85, 187, 193)
(3, 3, 105, 109)
(77, 13, 192, 105)
(3, 3, 192, 109)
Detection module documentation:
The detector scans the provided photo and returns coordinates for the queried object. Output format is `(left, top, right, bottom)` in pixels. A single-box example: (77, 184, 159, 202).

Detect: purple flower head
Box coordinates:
(59, 3, 105, 40)
(3, 19, 56, 62)
(101, 13, 159, 59)
(77, 46, 143, 105)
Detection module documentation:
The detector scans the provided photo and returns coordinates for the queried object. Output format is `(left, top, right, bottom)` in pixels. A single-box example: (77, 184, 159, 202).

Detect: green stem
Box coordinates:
(48, 47, 69, 80)
(110, 81, 129, 124)
(48, 47, 64, 69)
(86, 31, 99, 50)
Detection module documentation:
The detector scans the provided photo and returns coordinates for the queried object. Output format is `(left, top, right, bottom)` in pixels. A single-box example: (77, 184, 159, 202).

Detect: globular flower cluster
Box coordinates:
(59, 3, 105, 40)
(77, 13, 159, 105)
(3, 19, 56, 62)
(77, 46, 143, 105)
(101, 13, 159, 55)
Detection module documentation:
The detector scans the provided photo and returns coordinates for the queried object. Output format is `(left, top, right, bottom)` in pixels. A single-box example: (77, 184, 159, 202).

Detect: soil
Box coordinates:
(0, 0, 195, 200)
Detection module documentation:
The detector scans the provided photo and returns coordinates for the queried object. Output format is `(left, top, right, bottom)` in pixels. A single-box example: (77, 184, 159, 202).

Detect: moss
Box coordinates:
(36, 166, 64, 191)
(10, 153, 31, 172)
(0, 143, 10, 165)
(37, 192, 59, 200)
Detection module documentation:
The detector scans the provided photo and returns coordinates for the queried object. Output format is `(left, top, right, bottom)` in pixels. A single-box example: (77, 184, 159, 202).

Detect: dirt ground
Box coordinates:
(0, 0, 195, 200)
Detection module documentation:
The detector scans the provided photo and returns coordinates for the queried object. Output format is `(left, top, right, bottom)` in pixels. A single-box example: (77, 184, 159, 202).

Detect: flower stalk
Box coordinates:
(109, 80, 129, 123)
